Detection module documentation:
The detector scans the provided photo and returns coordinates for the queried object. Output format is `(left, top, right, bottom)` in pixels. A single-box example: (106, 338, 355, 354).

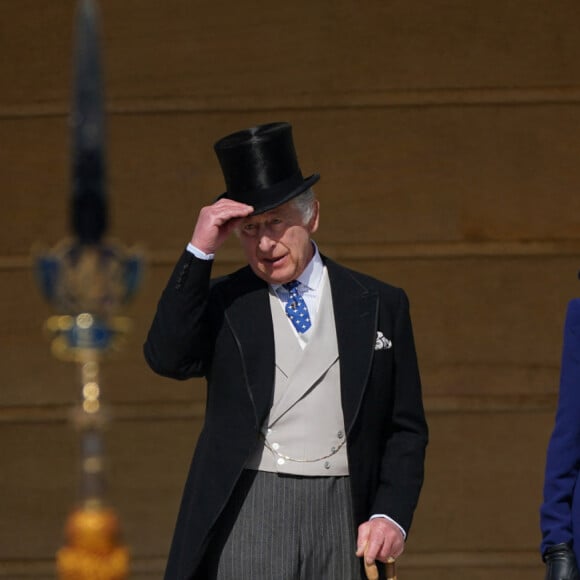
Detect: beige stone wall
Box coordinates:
(3, 0, 580, 577)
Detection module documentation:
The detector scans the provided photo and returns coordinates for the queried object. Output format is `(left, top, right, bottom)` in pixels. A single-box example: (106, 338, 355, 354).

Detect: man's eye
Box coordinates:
(243, 224, 256, 231)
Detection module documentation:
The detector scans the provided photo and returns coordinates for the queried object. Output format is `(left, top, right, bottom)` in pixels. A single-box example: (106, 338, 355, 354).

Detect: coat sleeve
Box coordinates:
(371, 289, 429, 534)
(540, 298, 580, 552)
(143, 250, 214, 380)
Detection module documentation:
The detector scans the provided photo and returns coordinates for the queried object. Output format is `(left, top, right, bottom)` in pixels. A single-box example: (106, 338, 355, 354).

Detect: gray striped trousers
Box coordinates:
(205, 469, 363, 579)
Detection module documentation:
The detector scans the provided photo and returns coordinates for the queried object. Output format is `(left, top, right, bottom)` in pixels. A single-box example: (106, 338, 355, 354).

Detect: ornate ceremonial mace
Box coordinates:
(36, 0, 141, 577)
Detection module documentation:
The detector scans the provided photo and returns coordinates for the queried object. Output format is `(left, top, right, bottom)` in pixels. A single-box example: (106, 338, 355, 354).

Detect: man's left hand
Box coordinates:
(356, 518, 404, 565)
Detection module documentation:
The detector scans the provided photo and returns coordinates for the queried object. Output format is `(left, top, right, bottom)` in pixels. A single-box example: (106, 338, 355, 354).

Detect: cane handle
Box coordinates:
(386, 556, 397, 580)
(363, 559, 379, 580)
(364, 556, 397, 579)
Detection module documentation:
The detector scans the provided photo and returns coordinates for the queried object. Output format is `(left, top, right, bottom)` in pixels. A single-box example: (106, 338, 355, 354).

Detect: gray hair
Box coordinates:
(290, 188, 317, 224)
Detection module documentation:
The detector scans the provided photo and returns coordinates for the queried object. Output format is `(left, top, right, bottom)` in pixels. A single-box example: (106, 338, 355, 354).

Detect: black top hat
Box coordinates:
(214, 122, 320, 215)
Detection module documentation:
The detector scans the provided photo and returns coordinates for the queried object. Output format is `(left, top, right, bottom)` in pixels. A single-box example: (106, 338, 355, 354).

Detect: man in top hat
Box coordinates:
(144, 122, 428, 580)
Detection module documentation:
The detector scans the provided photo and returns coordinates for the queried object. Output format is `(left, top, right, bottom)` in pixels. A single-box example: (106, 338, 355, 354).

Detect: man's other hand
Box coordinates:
(356, 518, 404, 566)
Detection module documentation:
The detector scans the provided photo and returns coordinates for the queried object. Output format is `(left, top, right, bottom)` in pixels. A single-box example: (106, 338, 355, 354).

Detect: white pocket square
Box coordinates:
(375, 331, 392, 351)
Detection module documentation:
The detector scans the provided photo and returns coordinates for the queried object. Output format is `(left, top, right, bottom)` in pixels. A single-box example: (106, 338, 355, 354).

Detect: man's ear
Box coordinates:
(309, 200, 320, 234)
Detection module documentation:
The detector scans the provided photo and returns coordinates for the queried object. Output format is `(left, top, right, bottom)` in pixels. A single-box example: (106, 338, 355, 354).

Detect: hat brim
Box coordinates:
(216, 173, 320, 216)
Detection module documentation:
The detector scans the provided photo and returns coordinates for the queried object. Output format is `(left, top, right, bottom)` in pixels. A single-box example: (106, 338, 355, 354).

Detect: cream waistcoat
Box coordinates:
(245, 270, 349, 476)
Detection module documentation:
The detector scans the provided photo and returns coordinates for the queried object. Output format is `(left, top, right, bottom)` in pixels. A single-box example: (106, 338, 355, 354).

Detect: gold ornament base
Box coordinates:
(56, 505, 129, 580)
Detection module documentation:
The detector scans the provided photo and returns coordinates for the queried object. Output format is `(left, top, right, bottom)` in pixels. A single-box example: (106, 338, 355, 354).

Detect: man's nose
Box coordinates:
(258, 231, 276, 251)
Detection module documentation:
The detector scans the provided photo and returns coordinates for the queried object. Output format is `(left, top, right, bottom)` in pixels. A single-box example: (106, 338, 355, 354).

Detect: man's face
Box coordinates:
(238, 199, 319, 285)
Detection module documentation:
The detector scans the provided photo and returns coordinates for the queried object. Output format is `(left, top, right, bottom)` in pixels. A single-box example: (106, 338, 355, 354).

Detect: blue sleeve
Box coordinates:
(540, 298, 580, 554)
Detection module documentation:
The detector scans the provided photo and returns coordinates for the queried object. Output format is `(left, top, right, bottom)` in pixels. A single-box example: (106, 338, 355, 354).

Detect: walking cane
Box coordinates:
(364, 556, 397, 580)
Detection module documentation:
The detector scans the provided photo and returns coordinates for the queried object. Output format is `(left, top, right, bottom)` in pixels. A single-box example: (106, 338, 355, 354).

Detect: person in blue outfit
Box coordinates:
(540, 298, 580, 580)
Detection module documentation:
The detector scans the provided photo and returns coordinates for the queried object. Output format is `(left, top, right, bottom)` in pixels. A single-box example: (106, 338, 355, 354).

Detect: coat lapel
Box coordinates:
(218, 267, 275, 430)
(325, 258, 379, 433)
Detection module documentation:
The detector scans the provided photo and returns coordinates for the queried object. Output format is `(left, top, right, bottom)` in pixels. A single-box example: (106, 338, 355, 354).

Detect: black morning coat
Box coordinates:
(144, 250, 429, 580)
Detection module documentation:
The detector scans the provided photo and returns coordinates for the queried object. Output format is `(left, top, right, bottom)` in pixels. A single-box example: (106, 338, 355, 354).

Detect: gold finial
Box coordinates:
(56, 506, 130, 579)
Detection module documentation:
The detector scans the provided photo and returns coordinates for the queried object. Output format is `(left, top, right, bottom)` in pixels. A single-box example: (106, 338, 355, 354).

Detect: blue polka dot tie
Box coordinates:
(283, 280, 312, 333)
